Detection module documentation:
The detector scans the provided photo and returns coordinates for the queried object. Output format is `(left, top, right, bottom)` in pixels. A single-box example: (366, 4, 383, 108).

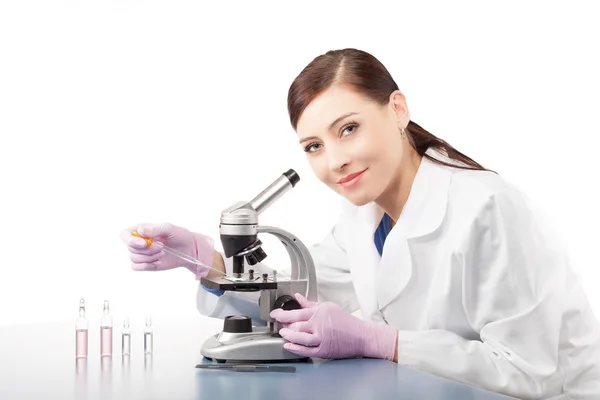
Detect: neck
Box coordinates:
(375, 149, 422, 227)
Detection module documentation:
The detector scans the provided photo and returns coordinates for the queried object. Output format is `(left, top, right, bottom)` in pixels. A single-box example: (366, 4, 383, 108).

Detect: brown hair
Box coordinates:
(287, 48, 491, 172)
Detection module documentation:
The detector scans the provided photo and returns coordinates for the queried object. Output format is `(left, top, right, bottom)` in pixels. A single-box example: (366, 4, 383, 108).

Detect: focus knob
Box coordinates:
(223, 315, 252, 333)
(273, 295, 301, 311)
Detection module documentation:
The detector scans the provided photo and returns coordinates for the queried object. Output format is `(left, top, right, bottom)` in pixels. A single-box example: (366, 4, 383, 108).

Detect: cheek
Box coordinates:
(356, 130, 393, 159)
(372, 154, 400, 183)
(373, 134, 403, 165)
(306, 157, 329, 183)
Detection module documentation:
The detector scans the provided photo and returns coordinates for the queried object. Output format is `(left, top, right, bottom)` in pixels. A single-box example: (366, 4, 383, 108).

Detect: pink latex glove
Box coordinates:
(270, 293, 398, 360)
(119, 223, 215, 279)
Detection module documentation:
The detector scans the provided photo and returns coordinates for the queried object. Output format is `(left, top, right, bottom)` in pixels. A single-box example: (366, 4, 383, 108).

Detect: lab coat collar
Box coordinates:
(354, 148, 454, 310)
(356, 148, 453, 239)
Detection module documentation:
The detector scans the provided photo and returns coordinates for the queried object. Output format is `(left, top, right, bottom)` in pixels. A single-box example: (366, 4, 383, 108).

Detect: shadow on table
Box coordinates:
(193, 358, 485, 400)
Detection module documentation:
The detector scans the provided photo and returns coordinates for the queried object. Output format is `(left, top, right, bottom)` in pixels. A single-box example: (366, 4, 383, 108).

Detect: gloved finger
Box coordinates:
(294, 293, 317, 308)
(137, 223, 174, 239)
(120, 228, 149, 249)
(279, 328, 321, 347)
(270, 307, 317, 323)
(127, 244, 163, 255)
(131, 261, 160, 271)
(130, 251, 165, 264)
(283, 321, 310, 332)
(280, 322, 291, 329)
(283, 343, 321, 357)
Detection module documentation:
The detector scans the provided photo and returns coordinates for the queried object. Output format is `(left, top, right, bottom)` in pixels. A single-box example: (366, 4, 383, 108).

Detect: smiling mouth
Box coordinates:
(338, 168, 367, 184)
(337, 168, 367, 189)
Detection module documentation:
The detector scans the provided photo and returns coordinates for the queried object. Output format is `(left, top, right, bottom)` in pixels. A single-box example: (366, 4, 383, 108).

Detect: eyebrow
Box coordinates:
(298, 112, 359, 144)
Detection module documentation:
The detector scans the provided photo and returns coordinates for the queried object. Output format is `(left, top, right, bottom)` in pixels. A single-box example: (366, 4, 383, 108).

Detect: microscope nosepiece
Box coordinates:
(246, 247, 267, 265)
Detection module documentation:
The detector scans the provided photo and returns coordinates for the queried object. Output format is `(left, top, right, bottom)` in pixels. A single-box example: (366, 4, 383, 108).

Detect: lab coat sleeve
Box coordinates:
(396, 189, 569, 400)
(196, 207, 359, 322)
(306, 215, 361, 313)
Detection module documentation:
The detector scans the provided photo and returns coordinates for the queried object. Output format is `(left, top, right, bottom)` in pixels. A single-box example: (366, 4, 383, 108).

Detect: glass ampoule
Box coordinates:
(75, 298, 88, 358)
(144, 316, 153, 354)
(122, 317, 131, 355)
(100, 300, 113, 357)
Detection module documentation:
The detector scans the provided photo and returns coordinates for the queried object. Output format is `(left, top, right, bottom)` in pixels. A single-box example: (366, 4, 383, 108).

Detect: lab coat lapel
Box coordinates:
(350, 202, 386, 322)
(376, 154, 453, 310)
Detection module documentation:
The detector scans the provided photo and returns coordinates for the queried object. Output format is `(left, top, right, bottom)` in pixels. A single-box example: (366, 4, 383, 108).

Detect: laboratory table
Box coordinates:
(0, 316, 519, 399)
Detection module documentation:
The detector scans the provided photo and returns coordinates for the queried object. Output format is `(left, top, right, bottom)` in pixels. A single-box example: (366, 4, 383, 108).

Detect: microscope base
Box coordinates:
(200, 326, 308, 363)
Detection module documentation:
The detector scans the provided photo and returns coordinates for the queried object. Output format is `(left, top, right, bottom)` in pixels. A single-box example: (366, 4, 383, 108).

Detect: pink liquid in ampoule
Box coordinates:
(76, 329, 88, 358)
(75, 298, 88, 358)
(100, 300, 113, 357)
(101, 326, 113, 356)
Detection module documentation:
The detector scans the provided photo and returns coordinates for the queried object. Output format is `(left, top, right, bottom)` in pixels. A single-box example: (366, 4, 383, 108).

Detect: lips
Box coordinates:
(338, 169, 367, 184)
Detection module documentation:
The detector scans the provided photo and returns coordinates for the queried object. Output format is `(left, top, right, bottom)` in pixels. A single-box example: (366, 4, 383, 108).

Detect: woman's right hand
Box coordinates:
(119, 222, 220, 278)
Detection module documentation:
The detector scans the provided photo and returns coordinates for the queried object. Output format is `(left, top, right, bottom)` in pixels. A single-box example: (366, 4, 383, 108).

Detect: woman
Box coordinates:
(121, 48, 600, 399)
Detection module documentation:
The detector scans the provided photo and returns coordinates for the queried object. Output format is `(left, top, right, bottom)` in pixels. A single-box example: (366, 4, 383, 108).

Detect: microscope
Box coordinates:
(199, 169, 318, 363)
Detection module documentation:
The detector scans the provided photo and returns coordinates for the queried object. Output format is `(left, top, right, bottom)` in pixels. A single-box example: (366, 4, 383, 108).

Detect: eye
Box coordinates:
(340, 122, 359, 136)
(304, 142, 321, 153)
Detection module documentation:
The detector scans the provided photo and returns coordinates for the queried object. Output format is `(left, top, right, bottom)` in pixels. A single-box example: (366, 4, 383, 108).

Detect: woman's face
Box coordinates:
(296, 85, 410, 206)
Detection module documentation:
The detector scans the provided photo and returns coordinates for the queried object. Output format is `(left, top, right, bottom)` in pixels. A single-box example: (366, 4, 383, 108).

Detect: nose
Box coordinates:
(327, 143, 350, 172)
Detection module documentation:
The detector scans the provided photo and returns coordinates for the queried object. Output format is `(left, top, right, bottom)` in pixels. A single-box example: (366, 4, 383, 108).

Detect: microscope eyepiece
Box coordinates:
(283, 169, 300, 187)
(248, 169, 300, 215)
(219, 169, 300, 258)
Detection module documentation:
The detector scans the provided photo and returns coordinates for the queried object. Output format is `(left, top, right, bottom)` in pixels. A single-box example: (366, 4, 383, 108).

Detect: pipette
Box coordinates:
(131, 230, 226, 275)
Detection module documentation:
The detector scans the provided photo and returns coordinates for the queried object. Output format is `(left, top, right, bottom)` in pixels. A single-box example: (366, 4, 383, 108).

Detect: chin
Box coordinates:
(347, 198, 371, 207)
(340, 191, 373, 207)
(328, 180, 376, 206)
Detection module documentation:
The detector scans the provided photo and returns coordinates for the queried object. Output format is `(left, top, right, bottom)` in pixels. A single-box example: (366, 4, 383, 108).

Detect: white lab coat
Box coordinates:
(196, 150, 600, 400)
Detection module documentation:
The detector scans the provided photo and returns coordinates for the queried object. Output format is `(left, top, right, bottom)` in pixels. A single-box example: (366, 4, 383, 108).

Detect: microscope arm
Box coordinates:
(257, 226, 318, 302)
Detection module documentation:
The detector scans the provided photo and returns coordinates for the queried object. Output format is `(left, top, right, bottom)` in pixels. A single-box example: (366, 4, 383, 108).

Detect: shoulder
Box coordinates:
(446, 166, 562, 254)
(425, 148, 521, 209)
(447, 166, 528, 216)
(451, 168, 509, 196)
(431, 153, 557, 246)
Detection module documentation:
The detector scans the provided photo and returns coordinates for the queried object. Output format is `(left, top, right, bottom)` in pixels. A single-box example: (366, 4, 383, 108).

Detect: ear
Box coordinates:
(389, 90, 410, 125)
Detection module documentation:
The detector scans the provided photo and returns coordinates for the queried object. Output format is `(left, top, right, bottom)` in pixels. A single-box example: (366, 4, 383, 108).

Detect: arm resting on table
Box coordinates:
(395, 190, 600, 399)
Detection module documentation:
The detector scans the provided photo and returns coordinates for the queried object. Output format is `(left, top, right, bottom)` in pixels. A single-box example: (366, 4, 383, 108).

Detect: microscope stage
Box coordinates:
(200, 276, 277, 292)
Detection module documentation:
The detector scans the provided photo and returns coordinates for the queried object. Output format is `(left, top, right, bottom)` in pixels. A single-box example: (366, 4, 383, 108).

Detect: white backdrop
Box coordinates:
(1, 1, 598, 328)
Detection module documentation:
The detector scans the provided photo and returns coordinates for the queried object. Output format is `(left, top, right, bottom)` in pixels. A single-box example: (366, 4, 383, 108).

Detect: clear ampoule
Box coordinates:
(122, 317, 131, 355)
(75, 298, 88, 358)
(144, 316, 153, 354)
(100, 300, 113, 357)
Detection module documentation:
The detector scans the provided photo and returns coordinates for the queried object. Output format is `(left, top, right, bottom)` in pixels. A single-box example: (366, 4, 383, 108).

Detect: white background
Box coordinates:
(1, 1, 598, 329)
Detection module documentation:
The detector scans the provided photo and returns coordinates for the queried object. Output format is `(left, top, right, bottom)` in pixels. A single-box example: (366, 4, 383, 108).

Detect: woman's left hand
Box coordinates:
(270, 293, 398, 360)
